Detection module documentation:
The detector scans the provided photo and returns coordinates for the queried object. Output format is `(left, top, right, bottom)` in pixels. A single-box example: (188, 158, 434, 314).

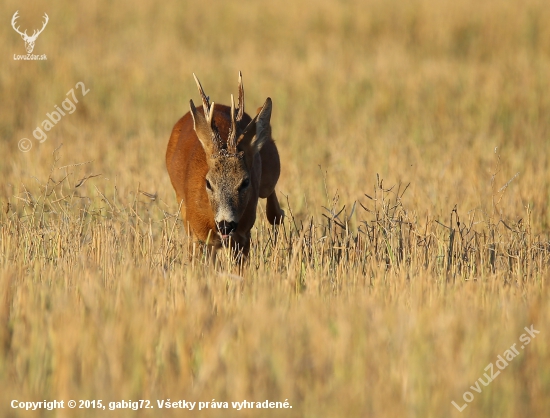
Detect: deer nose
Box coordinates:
(218, 221, 238, 236)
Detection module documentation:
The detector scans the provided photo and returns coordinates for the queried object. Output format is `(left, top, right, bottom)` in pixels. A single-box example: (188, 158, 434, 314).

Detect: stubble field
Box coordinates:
(1, 0, 550, 416)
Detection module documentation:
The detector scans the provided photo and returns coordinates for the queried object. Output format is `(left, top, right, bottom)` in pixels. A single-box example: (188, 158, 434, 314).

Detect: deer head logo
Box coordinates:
(11, 11, 49, 54)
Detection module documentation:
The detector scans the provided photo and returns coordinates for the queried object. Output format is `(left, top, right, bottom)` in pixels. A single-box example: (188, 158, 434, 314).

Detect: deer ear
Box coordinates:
(190, 99, 215, 156)
(238, 97, 272, 157)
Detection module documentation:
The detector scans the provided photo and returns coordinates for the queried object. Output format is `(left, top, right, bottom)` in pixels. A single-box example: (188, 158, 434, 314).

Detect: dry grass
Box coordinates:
(1, 0, 550, 416)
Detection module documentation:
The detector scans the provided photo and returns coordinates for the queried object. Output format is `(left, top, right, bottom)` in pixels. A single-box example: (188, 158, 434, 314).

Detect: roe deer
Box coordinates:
(166, 73, 284, 257)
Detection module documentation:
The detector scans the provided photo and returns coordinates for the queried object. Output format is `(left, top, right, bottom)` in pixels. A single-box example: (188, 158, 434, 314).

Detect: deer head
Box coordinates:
(11, 11, 49, 54)
(189, 73, 272, 241)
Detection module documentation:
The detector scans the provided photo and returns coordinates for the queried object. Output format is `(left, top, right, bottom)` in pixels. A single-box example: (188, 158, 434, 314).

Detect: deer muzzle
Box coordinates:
(217, 220, 238, 241)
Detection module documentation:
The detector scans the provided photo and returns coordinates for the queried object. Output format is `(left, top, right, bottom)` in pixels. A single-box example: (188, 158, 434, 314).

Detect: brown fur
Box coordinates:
(166, 77, 283, 257)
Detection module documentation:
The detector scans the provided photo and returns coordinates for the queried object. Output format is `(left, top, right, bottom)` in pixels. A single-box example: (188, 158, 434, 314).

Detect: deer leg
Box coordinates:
(231, 231, 251, 258)
(266, 191, 284, 225)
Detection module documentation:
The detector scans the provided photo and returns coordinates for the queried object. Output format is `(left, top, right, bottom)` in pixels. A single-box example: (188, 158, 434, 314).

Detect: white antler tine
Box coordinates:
(208, 102, 215, 124)
(30, 13, 49, 40)
(11, 10, 24, 36)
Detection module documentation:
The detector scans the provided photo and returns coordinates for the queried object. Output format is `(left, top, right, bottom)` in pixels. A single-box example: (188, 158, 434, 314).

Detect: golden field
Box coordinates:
(1, 0, 550, 416)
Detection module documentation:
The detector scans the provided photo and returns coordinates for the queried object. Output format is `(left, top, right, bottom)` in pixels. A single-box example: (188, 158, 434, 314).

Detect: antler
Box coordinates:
(227, 72, 245, 153)
(190, 73, 248, 155)
(190, 74, 223, 150)
(11, 11, 49, 40)
(193, 73, 215, 123)
(30, 13, 49, 40)
(228, 94, 238, 153)
(11, 11, 26, 37)
(236, 71, 244, 122)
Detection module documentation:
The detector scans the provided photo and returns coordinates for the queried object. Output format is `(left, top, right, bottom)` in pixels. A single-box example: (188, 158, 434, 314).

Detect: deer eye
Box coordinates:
(205, 178, 212, 191)
(240, 178, 250, 190)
